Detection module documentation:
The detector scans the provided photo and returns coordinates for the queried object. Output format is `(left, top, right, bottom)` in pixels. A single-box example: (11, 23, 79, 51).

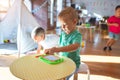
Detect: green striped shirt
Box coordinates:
(59, 29, 82, 68)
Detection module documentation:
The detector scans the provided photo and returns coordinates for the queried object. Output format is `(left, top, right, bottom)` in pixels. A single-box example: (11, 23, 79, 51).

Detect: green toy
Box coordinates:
(39, 55, 64, 64)
(4, 39, 10, 43)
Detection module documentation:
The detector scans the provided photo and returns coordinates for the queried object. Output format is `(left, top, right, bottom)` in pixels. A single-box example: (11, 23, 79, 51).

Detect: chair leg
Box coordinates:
(87, 69, 90, 80)
(73, 73, 78, 80)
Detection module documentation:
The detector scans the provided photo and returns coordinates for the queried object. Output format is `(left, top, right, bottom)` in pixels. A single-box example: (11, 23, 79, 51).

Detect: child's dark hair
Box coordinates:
(31, 27, 45, 40)
(35, 27, 45, 36)
(115, 5, 120, 10)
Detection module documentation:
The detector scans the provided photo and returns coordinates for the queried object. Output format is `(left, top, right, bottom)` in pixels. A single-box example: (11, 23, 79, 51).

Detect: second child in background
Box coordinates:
(27, 27, 59, 55)
(31, 27, 45, 54)
(103, 5, 120, 51)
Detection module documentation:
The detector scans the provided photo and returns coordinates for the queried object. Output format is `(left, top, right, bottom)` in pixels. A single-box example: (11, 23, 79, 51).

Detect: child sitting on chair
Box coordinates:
(44, 7, 82, 80)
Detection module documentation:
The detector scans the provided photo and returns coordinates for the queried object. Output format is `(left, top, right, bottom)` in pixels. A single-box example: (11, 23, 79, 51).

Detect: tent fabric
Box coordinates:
(0, 0, 40, 53)
(0, 0, 20, 43)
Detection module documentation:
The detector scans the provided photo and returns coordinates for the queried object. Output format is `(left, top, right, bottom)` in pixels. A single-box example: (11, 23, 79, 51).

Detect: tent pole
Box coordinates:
(18, 0, 22, 58)
(18, 24, 21, 58)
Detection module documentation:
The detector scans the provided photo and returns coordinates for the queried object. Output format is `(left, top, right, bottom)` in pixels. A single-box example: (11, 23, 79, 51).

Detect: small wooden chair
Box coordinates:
(73, 62, 90, 80)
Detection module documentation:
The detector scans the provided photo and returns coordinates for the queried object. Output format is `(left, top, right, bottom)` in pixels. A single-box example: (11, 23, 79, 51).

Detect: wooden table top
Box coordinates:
(10, 54, 76, 80)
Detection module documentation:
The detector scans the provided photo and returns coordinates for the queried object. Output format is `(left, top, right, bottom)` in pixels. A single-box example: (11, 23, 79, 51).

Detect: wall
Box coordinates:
(74, 0, 120, 16)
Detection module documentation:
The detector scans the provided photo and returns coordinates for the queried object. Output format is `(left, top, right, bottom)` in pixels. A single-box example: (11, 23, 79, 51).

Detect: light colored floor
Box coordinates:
(80, 31, 120, 80)
(0, 54, 20, 80)
(0, 31, 120, 80)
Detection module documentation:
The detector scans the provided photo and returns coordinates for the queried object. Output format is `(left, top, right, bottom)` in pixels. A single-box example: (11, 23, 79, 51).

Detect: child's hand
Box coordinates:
(44, 49, 49, 54)
(44, 47, 56, 55)
(44, 49, 50, 54)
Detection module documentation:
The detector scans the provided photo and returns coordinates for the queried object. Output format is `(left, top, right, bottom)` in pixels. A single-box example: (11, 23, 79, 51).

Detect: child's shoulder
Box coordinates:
(73, 30, 82, 38)
(109, 16, 118, 19)
(76, 30, 82, 35)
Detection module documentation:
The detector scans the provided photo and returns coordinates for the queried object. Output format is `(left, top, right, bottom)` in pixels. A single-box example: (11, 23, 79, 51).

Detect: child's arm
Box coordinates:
(107, 22, 119, 27)
(37, 45, 42, 54)
(54, 43, 80, 52)
(44, 43, 80, 54)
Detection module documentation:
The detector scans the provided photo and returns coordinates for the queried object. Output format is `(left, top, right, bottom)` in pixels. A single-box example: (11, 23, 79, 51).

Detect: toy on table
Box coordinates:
(39, 54, 64, 64)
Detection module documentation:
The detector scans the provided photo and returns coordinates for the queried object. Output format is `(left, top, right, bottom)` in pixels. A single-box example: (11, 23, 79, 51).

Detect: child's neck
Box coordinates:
(70, 28, 76, 33)
(115, 15, 120, 18)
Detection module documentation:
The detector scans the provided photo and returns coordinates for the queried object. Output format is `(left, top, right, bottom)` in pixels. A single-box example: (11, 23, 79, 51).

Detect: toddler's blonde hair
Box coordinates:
(58, 7, 78, 21)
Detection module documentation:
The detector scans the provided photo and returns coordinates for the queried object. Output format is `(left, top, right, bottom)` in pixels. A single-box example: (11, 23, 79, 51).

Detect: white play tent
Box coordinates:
(0, 0, 40, 54)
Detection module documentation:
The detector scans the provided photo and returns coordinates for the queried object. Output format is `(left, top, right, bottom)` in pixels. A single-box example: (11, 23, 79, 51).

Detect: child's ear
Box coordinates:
(41, 34, 44, 38)
(73, 19, 77, 24)
(34, 36, 37, 40)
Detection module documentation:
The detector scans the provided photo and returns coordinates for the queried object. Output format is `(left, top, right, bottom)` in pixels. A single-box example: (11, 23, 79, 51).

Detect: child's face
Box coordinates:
(34, 34, 45, 43)
(115, 8, 120, 18)
(59, 18, 77, 34)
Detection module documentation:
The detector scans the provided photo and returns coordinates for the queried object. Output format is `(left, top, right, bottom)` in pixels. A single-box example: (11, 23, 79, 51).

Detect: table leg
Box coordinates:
(73, 73, 78, 80)
(62, 78, 66, 80)
(89, 28, 94, 42)
(58, 78, 66, 80)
